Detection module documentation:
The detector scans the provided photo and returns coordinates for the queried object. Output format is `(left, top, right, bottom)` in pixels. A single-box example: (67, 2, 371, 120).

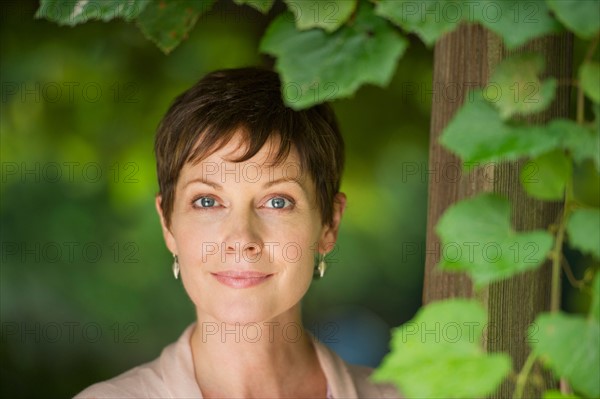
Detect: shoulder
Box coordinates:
(346, 363, 403, 399)
(74, 323, 199, 399)
(74, 357, 167, 399)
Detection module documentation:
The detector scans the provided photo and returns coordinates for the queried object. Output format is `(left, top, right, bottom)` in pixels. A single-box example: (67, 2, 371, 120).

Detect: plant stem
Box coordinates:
(513, 351, 537, 399)
(550, 31, 593, 308)
(561, 253, 584, 289)
(550, 185, 572, 313)
(576, 81, 585, 125)
(577, 34, 599, 124)
(585, 34, 599, 62)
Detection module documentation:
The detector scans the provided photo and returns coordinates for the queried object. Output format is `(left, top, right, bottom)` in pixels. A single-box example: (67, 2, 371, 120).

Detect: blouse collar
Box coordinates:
(159, 323, 359, 398)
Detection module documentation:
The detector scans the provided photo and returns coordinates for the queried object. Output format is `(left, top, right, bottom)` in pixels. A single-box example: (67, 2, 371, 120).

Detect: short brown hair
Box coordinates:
(155, 67, 344, 227)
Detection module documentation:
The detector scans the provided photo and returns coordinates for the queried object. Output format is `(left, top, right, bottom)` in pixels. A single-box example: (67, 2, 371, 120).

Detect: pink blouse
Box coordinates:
(75, 323, 401, 398)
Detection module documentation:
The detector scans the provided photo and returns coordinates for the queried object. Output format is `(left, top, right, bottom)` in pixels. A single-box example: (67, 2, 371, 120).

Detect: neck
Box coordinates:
(190, 306, 327, 398)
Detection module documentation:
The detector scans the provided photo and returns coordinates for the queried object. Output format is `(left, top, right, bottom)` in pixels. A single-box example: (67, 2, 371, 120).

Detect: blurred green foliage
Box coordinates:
(0, 1, 430, 397)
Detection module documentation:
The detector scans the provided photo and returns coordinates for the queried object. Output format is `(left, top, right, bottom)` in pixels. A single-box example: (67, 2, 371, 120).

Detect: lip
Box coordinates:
(211, 271, 273, 289)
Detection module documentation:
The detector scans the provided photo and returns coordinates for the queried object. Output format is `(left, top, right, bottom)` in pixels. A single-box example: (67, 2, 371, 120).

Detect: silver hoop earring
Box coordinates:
(317, 253, 327, 278)
(172, 254, 180, 279)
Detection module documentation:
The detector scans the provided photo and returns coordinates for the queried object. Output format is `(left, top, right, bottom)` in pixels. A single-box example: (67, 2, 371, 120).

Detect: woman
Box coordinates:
(76, 68, 400, 398)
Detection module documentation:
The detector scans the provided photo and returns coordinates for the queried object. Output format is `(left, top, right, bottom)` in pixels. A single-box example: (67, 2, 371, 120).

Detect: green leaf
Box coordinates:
(373, 299, 511, 398)
(549, 119, 600, 172)
(520, 150, 571, 201)
(35, 0, 148, 26)
(136, 0, 216, 54)
(469, 0, 562, 49)
(435, 193, 554, 287)
(442, 100, 599, 174)
(591, 273, 600, 321)
(283, 0, 357, 32)
(260, 2, 408, 109)
(488, 54, 557, 120)
(531, 312, 600, 398)
(542, 389, 581, 399)
(376, 0, 561, 48)
(440, 90, 562, 169)
(375, 0, 463, 47)
(580, 61, 600, 104)
(547, 0, 600, 39)
(233, 0, 274, 14)
(567, 208, 600, 258)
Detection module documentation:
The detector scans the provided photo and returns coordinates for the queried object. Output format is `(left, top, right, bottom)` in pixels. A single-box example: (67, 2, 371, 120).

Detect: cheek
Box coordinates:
(270, 223, 321, 262)
(169, 218, 213, 270)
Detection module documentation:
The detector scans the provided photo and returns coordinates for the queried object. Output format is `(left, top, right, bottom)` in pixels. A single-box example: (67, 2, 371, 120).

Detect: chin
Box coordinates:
(207, 302, 278, 326)
(207, 298, 301, 327)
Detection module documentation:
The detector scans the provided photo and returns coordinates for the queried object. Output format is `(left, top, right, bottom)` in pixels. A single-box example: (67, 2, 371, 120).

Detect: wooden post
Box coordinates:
(423, 24, 573, 397)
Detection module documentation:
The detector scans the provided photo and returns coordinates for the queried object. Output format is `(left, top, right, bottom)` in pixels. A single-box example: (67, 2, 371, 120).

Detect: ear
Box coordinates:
(155, 194, 178, 255)
(318, 192, 347, 254)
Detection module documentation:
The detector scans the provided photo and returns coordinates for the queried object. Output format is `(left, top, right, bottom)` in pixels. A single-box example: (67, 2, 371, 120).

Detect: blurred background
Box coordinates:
(0, 1, 430, 396)
(0, 1, 593, 398)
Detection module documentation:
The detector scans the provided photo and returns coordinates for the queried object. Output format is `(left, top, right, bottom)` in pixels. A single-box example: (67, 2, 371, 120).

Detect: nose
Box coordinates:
(223, 210, 264, 262)
(225, 241, 262, 261)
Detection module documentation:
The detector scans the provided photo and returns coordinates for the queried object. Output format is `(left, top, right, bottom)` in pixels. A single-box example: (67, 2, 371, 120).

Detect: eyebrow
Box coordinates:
(183, 176, 307, 193)
(264, 177, 305, 190)
(184, 177, 222, 190)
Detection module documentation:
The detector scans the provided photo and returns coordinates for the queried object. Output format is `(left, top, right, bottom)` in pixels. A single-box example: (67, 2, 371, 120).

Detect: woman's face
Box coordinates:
(156, 131, 345, 325)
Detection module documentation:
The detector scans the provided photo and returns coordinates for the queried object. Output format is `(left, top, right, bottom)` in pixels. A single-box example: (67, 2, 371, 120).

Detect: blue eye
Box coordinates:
(194, 196, 219, 208)
(266, 197, 293, 209)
